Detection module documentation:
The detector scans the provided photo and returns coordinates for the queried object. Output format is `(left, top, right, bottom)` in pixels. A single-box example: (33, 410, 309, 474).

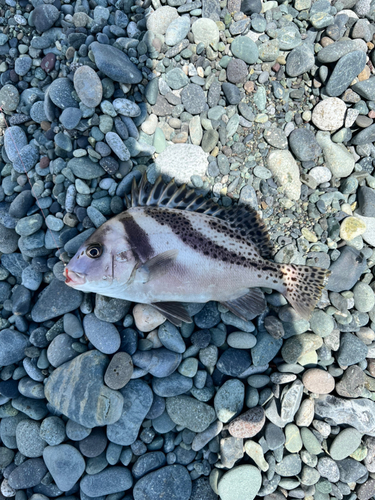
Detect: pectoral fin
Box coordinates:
(151, 301, 193, 326)
(221, 288, 266, 321)
(137, 249, 179, 284)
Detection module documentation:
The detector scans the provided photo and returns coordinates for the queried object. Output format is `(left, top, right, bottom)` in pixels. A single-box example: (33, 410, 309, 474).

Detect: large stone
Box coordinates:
(0, 329, 28, 366)
(316, 131, 355, 178)
(286, 44, 315, 77)
(133, 465, 191, 500)
(106, 380, 153, 445)
(218, 465, 261, 500)
(31, 279, 83, 322)
(91, 42, 142, 84)
(326, 51, 366, 97)
(155, 144, 208, 183)
(191, 18, 219, 47)
(74, 65, 103, 108)
(43, 445, 85, 492)
(81, 467, 133, 496)
(166, 395, 216, 432)
(45, 350, 124, 427)
(267, 150, 301, 200)
(312, 97, 347, 131)
(315, 395, 375, 435)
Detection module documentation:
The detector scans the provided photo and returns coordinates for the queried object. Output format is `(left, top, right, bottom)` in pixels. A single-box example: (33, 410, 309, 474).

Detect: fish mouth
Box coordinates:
(64, 267, 86, 286)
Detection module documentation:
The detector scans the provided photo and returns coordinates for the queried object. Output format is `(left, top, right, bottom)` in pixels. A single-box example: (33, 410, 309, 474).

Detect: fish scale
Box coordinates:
(64, 175, 330, 326)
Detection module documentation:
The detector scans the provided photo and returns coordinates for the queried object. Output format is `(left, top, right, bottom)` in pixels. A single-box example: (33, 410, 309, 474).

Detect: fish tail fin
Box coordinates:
(278, 263, 330, 320)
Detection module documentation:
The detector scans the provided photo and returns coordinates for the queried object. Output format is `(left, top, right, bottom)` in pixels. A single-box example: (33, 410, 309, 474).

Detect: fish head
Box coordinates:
(64, 216, 137, 294)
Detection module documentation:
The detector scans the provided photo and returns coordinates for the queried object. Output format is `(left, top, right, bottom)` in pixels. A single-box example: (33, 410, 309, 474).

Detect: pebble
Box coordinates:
(289, 128, 321, 161)
(104, 352, 133, 390)
(228, 407, 265, 438)
(74, 65, 102, 108)
(107, 380, 153, 445)
(43, 444, 85, 492)
(8, 458, 47, 489)
(90, 42, 142, 84)
(302, 368, 335, 394)
(312, 97, 347, 131)
(330, 428, 362, 460)
(45, 350, 124, 427)
(326, 51, 367, 97)
(155, 143, 208, 183)
(83, 314, 120, 354)
(337, 332, 368, 366)
(191, 18, 219, 47)
(166, 395, 216, 432)
(267, 150, 301, 200)
(133, 465, 191, 500)
(81, 466, 133, 496)
(217, 465, 261, 500)
(214, 379, 245, 423)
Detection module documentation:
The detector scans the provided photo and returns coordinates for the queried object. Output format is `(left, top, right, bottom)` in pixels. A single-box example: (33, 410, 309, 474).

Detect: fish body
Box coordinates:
(65, 175, 330, 325)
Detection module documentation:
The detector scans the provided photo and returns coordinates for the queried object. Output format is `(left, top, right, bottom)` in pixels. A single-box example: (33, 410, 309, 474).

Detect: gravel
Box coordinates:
(1, 0, 375, 497)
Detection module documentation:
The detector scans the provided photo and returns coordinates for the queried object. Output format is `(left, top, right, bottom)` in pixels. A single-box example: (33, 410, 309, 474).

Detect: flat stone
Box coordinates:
(106, 132, 131, 161)
(81, 467, 133, 496)
(43, 445, 85, 492)
(45, 350, 124, 427)
(326, 51, 366, 97)
(16, 420, 45, 458)
(0, 84, 19, 113)
(0, 329, 28, 366)
(91, 42, 142, 84)
(165, 16, 190, 46)
(327, 246, 367, 292)
(4, 125, 27, 162)
(8, 458, 47, 489)
(218, 465, 261, 500)
(317, 40, 358, 63)
(316, 131, 355, 178)
(132, 348, 181, 377)
(166, 395, 216, 432)
(31, 279, 82, 322)
(68, 156, 105, 179)
(83, 314, 121, 354)
(74, 65, 103, 108)
(113, 98, 141, 117)
(330, 428, 362, 460)
(106, 380, 153, 445)
(133, 465, 191, 500)
(231, 36, 259, 64)
(289, 128, 321, 161)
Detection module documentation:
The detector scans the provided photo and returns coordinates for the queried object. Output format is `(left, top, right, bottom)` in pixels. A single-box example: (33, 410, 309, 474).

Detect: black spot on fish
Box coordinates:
(120, 213, 154, 263)
(146, 208, 264, 269)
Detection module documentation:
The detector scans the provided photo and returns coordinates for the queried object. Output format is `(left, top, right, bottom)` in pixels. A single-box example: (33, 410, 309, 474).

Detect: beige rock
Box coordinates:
(141, 114, 158, 135)
(340, 216, 367, 241)
(244, 440, 269, 471)
(267, 150, 301, 200)
(312, 97, 346, 131)
(295, 398, 315, 427)
(302, 368, 335, 394)
(133, 304, 166, 332)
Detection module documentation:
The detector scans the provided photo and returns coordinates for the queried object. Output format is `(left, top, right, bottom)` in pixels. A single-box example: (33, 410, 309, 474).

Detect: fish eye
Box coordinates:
(86, 243, 103, 259)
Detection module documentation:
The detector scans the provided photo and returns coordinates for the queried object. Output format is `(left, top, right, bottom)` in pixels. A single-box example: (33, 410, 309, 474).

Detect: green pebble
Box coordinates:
(300, 427, 322, 455)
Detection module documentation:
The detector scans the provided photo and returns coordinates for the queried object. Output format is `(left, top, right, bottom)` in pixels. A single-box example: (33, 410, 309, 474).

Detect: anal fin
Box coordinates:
(221, 288, 266, 321)
(151, 301, 193, 326)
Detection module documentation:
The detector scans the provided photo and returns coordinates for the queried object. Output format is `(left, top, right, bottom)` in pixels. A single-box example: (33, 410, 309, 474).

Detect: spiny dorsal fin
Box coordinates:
(128, 174, 273, 258)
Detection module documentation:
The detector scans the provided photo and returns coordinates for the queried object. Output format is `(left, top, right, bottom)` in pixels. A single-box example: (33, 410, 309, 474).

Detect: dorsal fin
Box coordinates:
(128, 174, 273, 258)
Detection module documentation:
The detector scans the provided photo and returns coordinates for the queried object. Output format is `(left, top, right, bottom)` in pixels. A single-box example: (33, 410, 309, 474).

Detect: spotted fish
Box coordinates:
(64, 174, 330, 326)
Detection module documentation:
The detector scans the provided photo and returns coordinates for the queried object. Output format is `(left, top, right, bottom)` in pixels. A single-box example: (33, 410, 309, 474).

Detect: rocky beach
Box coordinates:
(1, 0, 375, 498)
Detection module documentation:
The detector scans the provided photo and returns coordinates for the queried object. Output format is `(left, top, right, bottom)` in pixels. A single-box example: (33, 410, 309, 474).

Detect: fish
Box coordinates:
(64, 174, 330, 326)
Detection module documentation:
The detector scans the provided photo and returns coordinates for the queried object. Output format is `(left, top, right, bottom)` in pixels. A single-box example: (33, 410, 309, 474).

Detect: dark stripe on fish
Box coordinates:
(145, 207, 268, 270)
(120, 213, 154, 262)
